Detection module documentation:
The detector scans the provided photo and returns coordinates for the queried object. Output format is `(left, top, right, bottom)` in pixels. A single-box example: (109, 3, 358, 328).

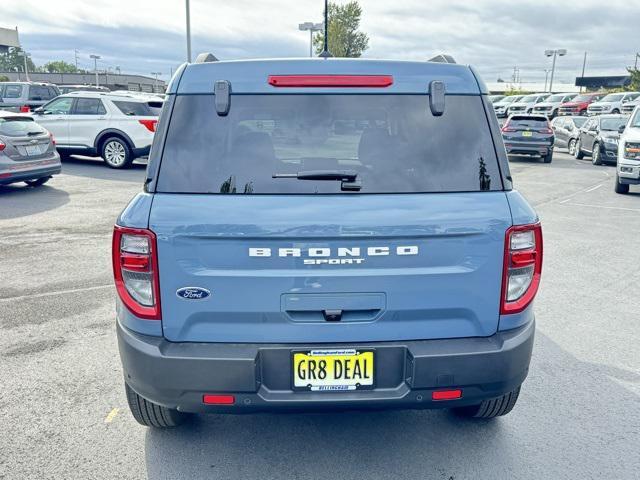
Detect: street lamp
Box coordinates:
(185, 0, 192, 62)
(298, 22, 323, 57)
(544, 49, 567, 93)
(17, 51, 31, 82)
(90, 54, 101, 87)
(151, 72, 161, 92)
(543, 69, 550, 92)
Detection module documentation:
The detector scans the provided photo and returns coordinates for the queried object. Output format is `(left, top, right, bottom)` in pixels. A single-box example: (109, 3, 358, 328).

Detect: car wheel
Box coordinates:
(24, 176, 51, 187)
(101, 137, 132, 169)
(614, 174, 629, 194)
(452, 386, 521, 418)
(574, 139, 585, 159)
(543, 151, 553, 163)
(125, 383, 187, 428)
(611, 109, 620, 114)
(568, 138, 577, 155)
(592, 144, 603, 165)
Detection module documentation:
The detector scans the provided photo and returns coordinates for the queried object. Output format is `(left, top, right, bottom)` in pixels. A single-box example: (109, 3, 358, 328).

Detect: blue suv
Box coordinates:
(113, 57, 542, 427)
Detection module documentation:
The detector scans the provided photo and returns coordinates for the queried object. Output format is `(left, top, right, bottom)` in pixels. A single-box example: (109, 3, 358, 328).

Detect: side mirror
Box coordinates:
(33, 107, 44, 115)
(618, 125, 626, 134)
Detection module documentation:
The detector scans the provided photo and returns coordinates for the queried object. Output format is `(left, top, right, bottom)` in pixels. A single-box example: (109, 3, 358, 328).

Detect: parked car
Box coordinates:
(492, 95, 523, 118)
(114, 57, 541, 428)
(621, 98, 640, 115)
(0, 110, 61, 187)
(615, 106, 640, 194)
(587, 92, 640, 116)
(33, 91, 162, 168)
(532, 93, 577, 118)
(574, 115, 629, 165)
(0, 82, 60, 113)
(557, 92, 605, 116)
(58, 85, 110, 95)
(488, 94, 505, 103)
(502, 114, 555, 162)
(507, 93, 549, 116)
(551, 116, 587, 156)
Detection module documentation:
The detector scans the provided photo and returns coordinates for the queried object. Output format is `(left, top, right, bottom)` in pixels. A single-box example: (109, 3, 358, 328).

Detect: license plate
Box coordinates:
(522, 131, 533, 137)
(292, 349, 374, 391)
(25, 145, 42, 156)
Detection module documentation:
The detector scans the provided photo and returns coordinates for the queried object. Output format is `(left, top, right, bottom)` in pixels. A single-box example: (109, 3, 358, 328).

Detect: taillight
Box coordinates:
(0, 140, 5, 151)
(501, 120, 515, 133)
(501, 223, 543, 314)
(49, 132, 56, 145)
(112, 226, 161, 320)
(20, 105, 30, 113)
(138, 119, 157, 132)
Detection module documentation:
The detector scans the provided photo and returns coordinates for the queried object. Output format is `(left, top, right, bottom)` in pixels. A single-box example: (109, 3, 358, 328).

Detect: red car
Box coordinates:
(557, 93, 605, 116)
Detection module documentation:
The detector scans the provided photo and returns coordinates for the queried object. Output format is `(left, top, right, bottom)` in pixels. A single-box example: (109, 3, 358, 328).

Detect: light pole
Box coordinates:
(17, 51, 31, 82)
(185, 0, 192, 62)
(151, 72, 161, 92)
(90, 54, 101, 87)
(298, 22, 323, 57)
(543, 69, 550, 92)
(544, 49, 567, 93)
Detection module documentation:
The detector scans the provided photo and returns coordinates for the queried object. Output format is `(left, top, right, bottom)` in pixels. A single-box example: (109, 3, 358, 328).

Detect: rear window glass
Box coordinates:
(0, 117, 45, 137)
(113, 101, 154, 116)
(600, 118, 627, 131)
(157, 94, 502, 194)
(74, 98, 107, 115)
(509, 117, 548, 128)
(29, 85, 56, 101)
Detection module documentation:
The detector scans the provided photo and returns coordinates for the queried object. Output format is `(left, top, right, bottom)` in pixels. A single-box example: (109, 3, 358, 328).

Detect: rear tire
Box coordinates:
(574, 139, 585, 159)
(611, 109, 620, 114)
(125, 383, 186, 428)
(452, 386, 521, 418)
(568, 138, 577, 156)
(542, 151, 553, 163)
(24, 176, 51, 187)
(615, 174, 629, 194)
(592, 144, 602, 165)
(101, 137, 132, 169)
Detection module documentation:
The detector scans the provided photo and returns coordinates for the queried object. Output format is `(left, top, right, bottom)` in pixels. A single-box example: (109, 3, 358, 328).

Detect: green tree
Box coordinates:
(0, 47, 37, 73)
(313, 1, 369, 58)
(43, 60, 78, 73)
(627, 68, 640, 91)
(0, 75, 9, 82)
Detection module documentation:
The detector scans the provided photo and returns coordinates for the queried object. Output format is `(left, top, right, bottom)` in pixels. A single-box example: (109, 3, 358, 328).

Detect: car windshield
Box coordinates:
(547, 95, 567, 102)
(500, 96, 520, 104)
(573, 117, 588, 127)
(0, 116, 46, 137)
(157, 94, 502, 194)
(572, 95, 596, 102)
(600, 94, 624, 102)
(519, 95, 542, 103)
(600, 118, 627, 131)
(630, 110, 640, 128)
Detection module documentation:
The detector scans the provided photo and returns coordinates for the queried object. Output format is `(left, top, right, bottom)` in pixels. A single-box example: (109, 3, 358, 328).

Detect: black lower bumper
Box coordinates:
(505, 142, 553, 157)
(117, 320, 535, 413)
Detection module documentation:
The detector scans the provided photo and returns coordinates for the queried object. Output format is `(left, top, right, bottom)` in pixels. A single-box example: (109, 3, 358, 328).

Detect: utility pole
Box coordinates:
(151, 72, 161, 92)
(74, 49, 79, 70)
(90, 54, 101, 87)
(635, 53, 639, 70)
(21, 52, 30, 82)
(185, 0, 192, 62)
(580, 52, 587, 93)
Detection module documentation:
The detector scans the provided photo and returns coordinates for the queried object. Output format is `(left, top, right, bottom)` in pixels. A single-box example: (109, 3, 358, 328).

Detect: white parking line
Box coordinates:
(585, 184, 603, 193)
(0, 284, 113, 302)
(563, 202, 640, 213)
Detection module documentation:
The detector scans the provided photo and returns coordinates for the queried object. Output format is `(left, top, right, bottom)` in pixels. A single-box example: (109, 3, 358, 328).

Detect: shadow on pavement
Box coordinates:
(60, 155, 147, 183)
(0, 183, 70, 220)
(144, 331, 640, 479)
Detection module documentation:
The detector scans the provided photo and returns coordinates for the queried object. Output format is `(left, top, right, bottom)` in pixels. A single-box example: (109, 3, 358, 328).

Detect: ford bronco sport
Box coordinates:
(113, 57, 542, 428)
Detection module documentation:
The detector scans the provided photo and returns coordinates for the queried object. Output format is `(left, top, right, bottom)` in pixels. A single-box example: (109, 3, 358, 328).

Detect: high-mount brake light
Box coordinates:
(268, 75, 394, 88)
(112, 226, 161, 320)
(138, 119, 157, 132)
(501, 223, 543, 314)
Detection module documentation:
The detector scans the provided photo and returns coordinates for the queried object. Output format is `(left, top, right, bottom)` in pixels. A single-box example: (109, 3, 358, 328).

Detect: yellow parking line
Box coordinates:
(104, 408, 120, 423)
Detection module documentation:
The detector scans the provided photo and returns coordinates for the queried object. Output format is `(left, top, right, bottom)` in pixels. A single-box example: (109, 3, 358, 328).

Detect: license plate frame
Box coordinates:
(25, 145, 42, 156)
(522, 131, 533, 137)
(291, 348, 376, 392)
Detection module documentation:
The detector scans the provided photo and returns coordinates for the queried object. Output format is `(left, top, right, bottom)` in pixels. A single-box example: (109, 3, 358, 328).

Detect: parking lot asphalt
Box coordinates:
(1, 151, 639, 480)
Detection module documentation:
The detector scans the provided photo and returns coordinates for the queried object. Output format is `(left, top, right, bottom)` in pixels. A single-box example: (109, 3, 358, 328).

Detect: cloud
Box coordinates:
(2, 0, 638, 83)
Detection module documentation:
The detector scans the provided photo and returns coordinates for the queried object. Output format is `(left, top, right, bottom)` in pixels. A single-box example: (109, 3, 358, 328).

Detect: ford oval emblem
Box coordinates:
(176, 287, 211, 300)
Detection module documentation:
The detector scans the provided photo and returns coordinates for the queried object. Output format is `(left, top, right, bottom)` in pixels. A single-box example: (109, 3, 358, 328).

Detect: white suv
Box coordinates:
(616, 106, 640, 194)
(588, 92, 640, 116)
(33, 92, 161, 168)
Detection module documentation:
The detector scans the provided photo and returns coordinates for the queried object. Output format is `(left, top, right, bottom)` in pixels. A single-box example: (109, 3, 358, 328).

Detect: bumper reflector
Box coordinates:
(203, 394, 235, 405)
(432, 389, 462, 401)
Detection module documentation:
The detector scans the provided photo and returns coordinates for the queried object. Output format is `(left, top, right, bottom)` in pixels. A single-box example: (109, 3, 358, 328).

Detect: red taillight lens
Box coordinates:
(20, 105, 30, 113)
(501, 127, 516, 132)
(203, 394, 235, 405)
(432, 389, 462, 401)
(112, 226, 161, 320)
(49, 132, 56, 146)
(0, 140, 5, 151)
(268, 75, 394, 88)
(138, 119, 157, 132)
(501, 223, 543, 314)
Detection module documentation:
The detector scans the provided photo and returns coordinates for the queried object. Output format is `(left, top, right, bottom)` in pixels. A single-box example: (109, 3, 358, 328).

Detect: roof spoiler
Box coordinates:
(195, 52, 219, 63)
(428, 54, 457, 64)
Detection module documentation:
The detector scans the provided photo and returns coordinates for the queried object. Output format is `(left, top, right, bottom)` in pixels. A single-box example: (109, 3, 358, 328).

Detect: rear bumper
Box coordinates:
(0, 164, 61, 185)
(117, 319, 535, 413)
(504, 141, 553, 156)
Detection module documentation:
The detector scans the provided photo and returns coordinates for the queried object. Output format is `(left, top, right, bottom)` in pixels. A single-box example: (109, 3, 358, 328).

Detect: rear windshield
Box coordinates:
(113, 100, 155, 116)
(156, 94, 502, 194)
(507, 117, 548, 128)
(572, 117, 588, 127)
(600, 118, 627, 131)
(0, 117, 46, 137)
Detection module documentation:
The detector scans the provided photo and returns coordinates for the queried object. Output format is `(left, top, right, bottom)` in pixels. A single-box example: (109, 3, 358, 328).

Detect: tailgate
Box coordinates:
(150, 192, 512, 343)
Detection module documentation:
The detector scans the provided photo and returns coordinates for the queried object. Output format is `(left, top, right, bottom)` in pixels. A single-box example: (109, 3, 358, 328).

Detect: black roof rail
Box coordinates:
(428, 54, 457, 64)
(194, 53, 219, 63)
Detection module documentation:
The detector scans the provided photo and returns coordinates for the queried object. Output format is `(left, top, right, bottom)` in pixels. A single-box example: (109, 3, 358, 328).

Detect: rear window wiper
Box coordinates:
(272, 170, 361, 191)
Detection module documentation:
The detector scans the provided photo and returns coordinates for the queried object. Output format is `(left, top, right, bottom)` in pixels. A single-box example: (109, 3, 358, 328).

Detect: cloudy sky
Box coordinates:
(2, 0, 637, 84)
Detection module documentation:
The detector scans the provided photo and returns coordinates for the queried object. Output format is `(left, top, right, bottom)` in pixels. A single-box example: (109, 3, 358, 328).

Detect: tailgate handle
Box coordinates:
(322, 309, 343, 322)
